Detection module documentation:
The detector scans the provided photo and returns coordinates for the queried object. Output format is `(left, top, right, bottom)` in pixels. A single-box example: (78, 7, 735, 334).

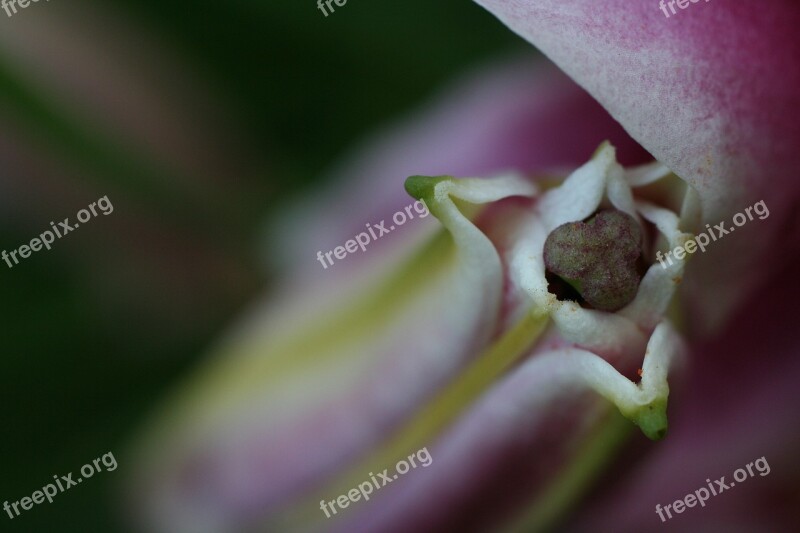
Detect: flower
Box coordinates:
(475, 0, 800, 330)
(128, 2, 800, 531)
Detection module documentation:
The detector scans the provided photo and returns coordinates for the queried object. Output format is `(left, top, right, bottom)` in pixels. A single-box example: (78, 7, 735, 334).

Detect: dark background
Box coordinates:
(0, 1, 526, 531)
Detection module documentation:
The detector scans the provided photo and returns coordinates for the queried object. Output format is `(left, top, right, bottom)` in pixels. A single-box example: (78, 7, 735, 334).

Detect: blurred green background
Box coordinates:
(0, 1, 526, 531)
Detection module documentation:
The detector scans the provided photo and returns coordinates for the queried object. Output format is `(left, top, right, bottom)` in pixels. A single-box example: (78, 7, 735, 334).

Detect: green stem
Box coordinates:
(503, 408, 633, 532)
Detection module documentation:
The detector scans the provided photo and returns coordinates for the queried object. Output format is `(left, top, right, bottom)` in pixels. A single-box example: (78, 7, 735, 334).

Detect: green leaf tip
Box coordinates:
(591, 140, 613, 158)
(404, 175, 452, 202)
(628, 397, 668, 441)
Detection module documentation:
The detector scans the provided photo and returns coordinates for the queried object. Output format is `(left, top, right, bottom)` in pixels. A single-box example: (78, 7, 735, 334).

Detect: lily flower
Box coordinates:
(128, 2, 800, 532)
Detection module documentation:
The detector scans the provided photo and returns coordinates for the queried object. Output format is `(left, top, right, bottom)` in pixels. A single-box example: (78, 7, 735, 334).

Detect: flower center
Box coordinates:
(543, 209, 643, 312)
